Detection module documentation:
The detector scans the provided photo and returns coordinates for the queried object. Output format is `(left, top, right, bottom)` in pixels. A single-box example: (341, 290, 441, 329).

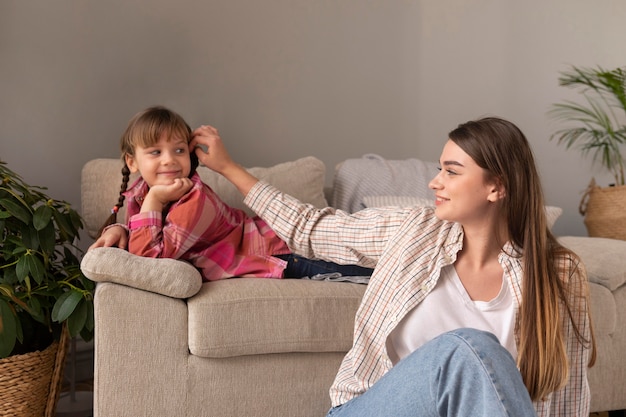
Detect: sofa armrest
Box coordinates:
(81, 247, 203, 298)
(558, 236, 626, 291)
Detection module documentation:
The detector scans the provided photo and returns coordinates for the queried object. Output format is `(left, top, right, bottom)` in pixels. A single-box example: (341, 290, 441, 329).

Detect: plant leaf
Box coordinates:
(66, 300, 87, 337)
(51, 209, 76, 243)
(15, 252, 46, 285)
(0, 299, 18, 358)
(19, 222, 40, 251)
(26, 295, 45, 323)
(51, 290, 82, 323)
(33, 204, 53, 231)
(28, 255, 46, 285)
(37, 221, 56, 254)
(0, 198, 31, 224)
(16, 255, 30, 281)
(83, 298, 94, 332)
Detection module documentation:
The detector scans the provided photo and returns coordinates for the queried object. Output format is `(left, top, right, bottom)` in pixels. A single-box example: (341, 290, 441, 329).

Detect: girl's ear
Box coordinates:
(125, 154, 139, 174)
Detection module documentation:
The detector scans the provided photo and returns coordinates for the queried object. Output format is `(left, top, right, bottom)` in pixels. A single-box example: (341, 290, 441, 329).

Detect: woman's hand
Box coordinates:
(190, 125, 260, 196)
(190, 125, 235, 174)
(89, 225, 128, 250)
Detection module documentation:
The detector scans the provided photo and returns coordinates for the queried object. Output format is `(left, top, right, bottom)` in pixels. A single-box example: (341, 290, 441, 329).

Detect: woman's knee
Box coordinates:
(437, 328, 507, 357)
(402, 328, 515, 373)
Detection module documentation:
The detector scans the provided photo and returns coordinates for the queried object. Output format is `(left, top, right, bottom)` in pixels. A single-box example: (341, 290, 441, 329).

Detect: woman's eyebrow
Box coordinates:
(441, 160, 464, 168)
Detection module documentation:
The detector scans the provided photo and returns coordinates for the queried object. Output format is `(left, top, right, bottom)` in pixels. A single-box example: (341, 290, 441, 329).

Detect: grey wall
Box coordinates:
(1, 0, 625, 247)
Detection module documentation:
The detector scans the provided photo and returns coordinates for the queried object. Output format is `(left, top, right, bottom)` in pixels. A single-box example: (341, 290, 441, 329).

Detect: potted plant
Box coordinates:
(0, 160, 94, 416)
(549, 65, 626, 240)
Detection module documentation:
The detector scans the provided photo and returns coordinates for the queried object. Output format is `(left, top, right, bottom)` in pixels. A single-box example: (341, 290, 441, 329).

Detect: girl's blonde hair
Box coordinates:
(97, 106, 198, 236)
(449, 117, 596, 401)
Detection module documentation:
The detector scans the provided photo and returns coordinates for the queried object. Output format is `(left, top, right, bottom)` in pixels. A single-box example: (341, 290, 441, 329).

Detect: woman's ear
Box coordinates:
(487, 178, 506, 202)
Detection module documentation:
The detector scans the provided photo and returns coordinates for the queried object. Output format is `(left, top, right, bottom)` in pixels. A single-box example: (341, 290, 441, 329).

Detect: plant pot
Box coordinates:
(0, 327, 68, 417)
(580, 180, 626, 241)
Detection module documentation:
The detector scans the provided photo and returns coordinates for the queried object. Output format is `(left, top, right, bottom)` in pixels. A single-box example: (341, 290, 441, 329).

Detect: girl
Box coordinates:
(92, 106, 372, 281)
(191, 117, 596, 416)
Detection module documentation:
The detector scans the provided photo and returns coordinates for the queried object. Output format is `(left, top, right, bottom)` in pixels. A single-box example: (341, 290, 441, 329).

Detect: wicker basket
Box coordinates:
(0, 327, 69, 417)
(580, 179, 626, 241)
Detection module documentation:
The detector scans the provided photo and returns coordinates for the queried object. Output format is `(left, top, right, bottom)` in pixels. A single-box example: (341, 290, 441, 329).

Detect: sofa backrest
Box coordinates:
(81, 157, 329, 239)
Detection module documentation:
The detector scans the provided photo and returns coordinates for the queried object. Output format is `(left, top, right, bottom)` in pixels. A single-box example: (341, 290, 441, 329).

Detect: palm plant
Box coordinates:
(549, 65, 626, 186)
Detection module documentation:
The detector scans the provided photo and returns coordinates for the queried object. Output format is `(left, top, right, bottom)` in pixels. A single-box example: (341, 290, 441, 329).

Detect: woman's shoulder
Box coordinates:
(383, 206, 462, 249)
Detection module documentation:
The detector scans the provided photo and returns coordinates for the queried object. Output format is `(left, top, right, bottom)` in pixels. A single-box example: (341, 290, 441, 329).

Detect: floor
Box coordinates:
(53, 385, 616, 417)
(56, 380, 93, 417)
(55, 339, 94, 417)
(55, 354, 609, 417)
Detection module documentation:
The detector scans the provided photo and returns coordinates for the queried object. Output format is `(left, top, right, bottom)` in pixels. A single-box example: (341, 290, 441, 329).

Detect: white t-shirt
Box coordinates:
(386, 264, 517, 364)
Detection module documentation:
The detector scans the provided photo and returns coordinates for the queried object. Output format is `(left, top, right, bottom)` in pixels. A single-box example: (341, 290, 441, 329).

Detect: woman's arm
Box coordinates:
(190, 124, 404, 267)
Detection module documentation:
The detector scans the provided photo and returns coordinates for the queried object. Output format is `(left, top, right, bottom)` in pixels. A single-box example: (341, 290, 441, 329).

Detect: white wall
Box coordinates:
(1, 0, 625, 245)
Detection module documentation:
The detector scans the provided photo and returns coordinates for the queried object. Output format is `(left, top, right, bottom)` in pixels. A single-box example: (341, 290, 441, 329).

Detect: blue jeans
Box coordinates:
(327, 328, 536, 417)
(275, 254, 373, 278)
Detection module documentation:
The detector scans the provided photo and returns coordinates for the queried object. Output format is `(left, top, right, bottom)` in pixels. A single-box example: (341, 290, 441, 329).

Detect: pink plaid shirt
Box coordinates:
(245, 181, 593, 417)
(125, 173, 290, 281)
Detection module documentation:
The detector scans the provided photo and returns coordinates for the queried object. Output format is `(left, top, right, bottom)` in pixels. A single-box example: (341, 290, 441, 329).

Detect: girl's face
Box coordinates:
(125, 133, 191, 188)
(428, 140, 503, 225)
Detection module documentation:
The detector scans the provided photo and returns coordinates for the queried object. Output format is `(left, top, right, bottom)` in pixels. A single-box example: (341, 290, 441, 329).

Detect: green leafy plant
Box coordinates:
(0, 160, 94, 358)
(549, 65, 626, 186)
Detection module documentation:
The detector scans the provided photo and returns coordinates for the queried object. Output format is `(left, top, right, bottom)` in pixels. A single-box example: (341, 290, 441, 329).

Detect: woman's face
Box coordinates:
(428, 140, 503, 225)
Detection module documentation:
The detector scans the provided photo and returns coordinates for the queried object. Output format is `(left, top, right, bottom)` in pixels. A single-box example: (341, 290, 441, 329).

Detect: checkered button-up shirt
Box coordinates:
(245, 181, 593, 417)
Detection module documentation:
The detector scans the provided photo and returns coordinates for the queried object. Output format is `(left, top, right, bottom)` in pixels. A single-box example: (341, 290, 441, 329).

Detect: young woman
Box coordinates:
(91, 106, 372, 281)
(191, 117, 596, 416)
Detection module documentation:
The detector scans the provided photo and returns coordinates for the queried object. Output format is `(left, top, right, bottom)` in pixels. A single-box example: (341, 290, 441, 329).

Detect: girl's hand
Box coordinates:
(142, 178, 193, 212)
(89, 225, 128, 250)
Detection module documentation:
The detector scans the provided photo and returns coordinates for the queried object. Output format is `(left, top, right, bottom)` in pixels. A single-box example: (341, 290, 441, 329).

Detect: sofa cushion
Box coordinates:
(187, 278, 366, 358)
(81, 156, 328, 239)
(558, 236, 626, 291)
(81, 247, 203, 298)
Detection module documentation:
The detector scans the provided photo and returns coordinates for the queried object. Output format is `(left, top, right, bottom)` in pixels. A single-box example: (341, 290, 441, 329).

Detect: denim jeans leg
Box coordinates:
(327, 328, 536, 417)
(278, 254, 373, 278)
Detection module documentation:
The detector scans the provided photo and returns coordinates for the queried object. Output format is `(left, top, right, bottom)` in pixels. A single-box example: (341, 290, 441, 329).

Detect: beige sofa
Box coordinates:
(80, 156, 626, 417)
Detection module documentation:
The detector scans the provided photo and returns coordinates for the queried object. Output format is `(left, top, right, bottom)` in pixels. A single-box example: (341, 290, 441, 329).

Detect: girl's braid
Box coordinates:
(96, 164, 131, 237)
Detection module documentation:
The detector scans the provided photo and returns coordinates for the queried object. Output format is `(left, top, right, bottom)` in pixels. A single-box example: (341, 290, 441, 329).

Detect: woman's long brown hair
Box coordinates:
(449, 117, 596, 401)
(96, 106, 198, 237)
